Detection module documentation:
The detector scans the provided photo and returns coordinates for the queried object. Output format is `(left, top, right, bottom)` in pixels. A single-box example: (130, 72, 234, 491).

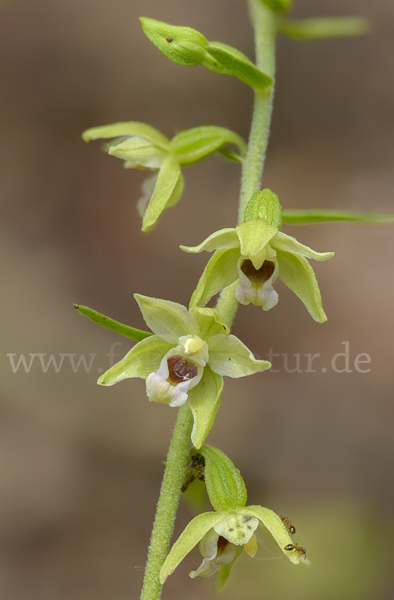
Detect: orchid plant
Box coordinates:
(76, 1, 394, 599)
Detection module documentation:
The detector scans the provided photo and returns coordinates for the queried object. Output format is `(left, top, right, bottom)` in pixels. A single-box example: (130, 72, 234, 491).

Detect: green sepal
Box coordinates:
(141, 157, 183, 231)
(279, 17, 370, 41)
(276, 249, 327, 323)
(259, 0, 293, 14)
(215, 546, 243, 591)
(282, 209, 394, 225)
(74, 304, 152, 342)
(188, 366, 224, 449)
(159, 511, 225, 584)
(134, 294, 199, 344)
(140, 17, 208, 66)
(201, 41, 254, 74)
(244, 189, 282, 228)
(236, 218, 278, 259)
(205, 44, 273, 90)
(82, 121, 170, 151)
(207, 334, 271, 377)
(189, 248, 240, 309)
(97, 335, 173, 386)
(171, 126, 246, 165)
(199, 445, 247, 512)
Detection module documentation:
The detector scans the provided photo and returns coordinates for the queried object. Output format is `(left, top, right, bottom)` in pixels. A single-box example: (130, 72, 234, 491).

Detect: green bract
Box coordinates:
(199, 445, 247, 512)
(281, 209, 394, 225)
(74, 304, 152, 342)
(98, 295, 270, 448)
(160, 505, 304, 586)
(83, 122, 245, 231)
(279, 17, 370, 41)
(182, 189, 334, 323)
(140, 17, 273, 91)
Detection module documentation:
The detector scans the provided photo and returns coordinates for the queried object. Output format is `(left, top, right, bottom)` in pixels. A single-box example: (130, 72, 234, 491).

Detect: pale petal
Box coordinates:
(214, 511, 259, 546)
(272, 231, 334, 261)
(236, 218, 277, 258)
(235, 257, 279, 310)
(188, 366, 224, 449)
(109, 136, 167, 168)
(136, 173, 158, 218)
(145, 349, 204, 407)
(97, 335, 172, 386)
(276, 249, 328, 323)
(189, 248, 240, 309)
(159, 512, 226, 584)
(237, 506, 300, 565)
(215, 546, 244, 591)
(208, 334, 271, 377)
(180, 228, 239, 254)
(134, 294, 199, 344)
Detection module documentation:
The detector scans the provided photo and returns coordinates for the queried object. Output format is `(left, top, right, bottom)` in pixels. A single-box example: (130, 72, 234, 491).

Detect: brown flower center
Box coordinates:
(241, 259, 275, 284)
(217, 535, 229, 554)
(167, 355, 198, 385)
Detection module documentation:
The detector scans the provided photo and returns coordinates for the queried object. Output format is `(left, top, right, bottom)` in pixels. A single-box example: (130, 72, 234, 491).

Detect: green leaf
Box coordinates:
(244, 189, 282, 228)
(140, 17, 208, 66)
(82, 121, 170, 150)
(199, 445, 247, 512)
(276, 249, 327, 323)
(74, 304, 152, 342)
(188, 366, 224, 449)
(171, 126, 247, 165)
(159, 511, 225, 584)
(280, 17, 370, 41)
(141, 157, 183, 231)
(282, 209, 394, 225)
(205, 45, 273, 90)
(97, 335, 173, 386)
(259, 0, 293, 13)
(189, 248, 240, 309)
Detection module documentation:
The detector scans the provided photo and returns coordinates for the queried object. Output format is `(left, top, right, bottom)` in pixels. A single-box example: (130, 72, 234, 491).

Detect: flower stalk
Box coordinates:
(216, 0, 277, 328)
(140, 404, 194, 600)
(139, 4, 279, 599)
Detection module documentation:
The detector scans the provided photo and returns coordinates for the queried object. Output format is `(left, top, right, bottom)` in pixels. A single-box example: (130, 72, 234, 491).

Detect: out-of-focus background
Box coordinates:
(1, 0, 394, 598)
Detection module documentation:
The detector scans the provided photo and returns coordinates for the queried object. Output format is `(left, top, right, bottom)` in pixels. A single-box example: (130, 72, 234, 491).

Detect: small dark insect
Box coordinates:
(280, 515, 296, 535)
(181, 454, 205, 492)
(165, 37, 173, 42)
(284, 543, 306, 559)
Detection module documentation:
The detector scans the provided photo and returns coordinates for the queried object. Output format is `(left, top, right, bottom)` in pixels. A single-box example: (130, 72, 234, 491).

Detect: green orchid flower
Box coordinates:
(182, 189, 334, 323)
(160, 506, 306, 587)
(98, 294, 270, 448)
(83, 122, 246, 232)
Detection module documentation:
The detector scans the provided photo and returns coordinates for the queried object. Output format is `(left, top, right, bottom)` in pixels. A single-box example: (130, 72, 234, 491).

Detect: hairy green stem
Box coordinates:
(139, 4, 277, 598)
(140, 404, 193, 600)
(215, 0, 277, 329)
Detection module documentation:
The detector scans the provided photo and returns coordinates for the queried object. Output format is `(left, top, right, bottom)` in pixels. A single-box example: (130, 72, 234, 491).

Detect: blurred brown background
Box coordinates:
(1, 0, 394, 599)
